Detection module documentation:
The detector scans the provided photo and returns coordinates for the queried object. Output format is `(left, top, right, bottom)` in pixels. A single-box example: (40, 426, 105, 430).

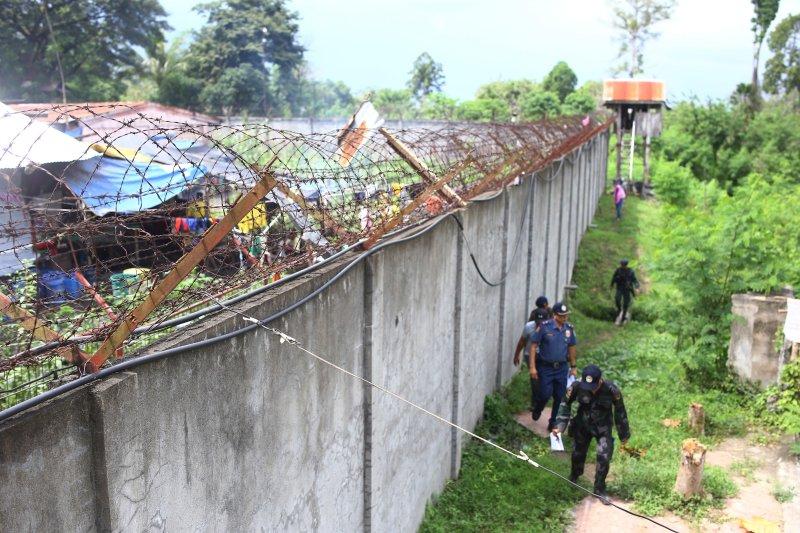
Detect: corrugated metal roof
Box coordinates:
(8, 101, 219, 125)
(0, 102, 99, 171)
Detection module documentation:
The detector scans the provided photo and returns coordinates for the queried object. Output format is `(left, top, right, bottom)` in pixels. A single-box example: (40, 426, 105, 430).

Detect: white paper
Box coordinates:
(567, 375, 576, 389)
(784, 298, 800, 343)
(550, 433, 565, 451)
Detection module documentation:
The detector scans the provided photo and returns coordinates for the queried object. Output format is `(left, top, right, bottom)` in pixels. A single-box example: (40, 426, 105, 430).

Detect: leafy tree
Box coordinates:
(750, 0, 781, 99)
(520, 91, 560, 120)
(611, 0, 676, 77)
(419, 93, 459, 120)
(475, 80, 538, 117)
(0, 0, 168, 102)
(188, 0, 305, 115)
(457, 98, 510, 122)
(296, 77, 357, 118)
(200, 64, 266, 118)
(561, 90, 597, 115)
(407, 52, 445, 102)
(764, 14, 800, 96)
(372, 88, 414, 123)
(542, 61, 577, 102)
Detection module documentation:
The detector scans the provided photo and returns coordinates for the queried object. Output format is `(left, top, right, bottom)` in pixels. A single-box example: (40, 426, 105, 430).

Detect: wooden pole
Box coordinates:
(615, 109, 623, 181)
(272, 180, 348, 239)
(363, 158, 473, 249)
(674, 438, 707, 498)
(83, 162, 280, 373)
(0, 290, 84, 363)
(688, 403, 705, 436)
(643, 134, 651, 187)
(379, 128, 467, 207)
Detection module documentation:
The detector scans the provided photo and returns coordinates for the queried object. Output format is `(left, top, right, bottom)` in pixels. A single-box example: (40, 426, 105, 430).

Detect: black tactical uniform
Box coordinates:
(610, 260, 639, 322)
(554, 365, 630, 499)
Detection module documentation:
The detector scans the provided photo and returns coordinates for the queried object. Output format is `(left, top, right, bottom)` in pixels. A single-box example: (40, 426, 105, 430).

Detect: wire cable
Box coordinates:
(208, 296, 680, 533)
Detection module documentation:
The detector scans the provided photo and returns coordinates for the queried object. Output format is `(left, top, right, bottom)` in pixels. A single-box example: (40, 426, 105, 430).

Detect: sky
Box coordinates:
(163, 0, 800, 103)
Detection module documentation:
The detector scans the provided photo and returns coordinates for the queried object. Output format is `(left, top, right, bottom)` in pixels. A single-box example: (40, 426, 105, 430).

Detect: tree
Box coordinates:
(200, 64, 266, 118)
(188, 0, 305, 115)
(407, 52, 445, 102)
(750, 0, 781, 100)
(372, 89, 414, 124)
(419, 93, 459, 120)
(764, 14, 800, 97)
(457, 98, 511, 122)
(0, 0, 168, 102)
(520, 91, 560, 120)
(475, 80, 538, 117)
(562, 90, 597, 115)
(542, 61, 578, 102)
(611, 0, 676, 77)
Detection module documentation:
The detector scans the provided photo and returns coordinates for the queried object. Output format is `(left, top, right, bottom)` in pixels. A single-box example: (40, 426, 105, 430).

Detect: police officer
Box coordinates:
(552, 365, 630, 504)
(513, 296, 553, 410)
(610, 259, 639, 325)
(526, 302, 578, 431)
(513, 296, 552, 366)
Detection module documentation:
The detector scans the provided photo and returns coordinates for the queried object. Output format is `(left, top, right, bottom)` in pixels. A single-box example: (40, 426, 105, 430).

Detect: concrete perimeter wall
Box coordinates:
(0, 131, 609, 533)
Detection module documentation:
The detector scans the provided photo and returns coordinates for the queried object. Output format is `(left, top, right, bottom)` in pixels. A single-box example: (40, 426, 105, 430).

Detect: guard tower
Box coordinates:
(603, 79, 666, 188)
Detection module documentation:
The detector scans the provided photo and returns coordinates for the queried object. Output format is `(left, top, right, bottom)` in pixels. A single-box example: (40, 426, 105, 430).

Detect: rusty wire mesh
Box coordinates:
(0, 103, 610, 408)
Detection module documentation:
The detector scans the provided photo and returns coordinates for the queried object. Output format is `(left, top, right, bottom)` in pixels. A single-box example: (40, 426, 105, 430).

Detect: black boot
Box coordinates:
(594, 486, 611, 505)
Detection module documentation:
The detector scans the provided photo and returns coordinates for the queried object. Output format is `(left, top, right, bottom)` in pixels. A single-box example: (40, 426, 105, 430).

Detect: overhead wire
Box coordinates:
(207, 295, 680, 533)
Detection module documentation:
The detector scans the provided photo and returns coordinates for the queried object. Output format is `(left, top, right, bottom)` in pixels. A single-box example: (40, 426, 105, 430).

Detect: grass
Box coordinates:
(772, 484, 795, 503)
(420, 194, 753, 531)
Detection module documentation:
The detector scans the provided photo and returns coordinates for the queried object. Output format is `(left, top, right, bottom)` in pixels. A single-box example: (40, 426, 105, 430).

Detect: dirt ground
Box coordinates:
(514, 411, 800, 532)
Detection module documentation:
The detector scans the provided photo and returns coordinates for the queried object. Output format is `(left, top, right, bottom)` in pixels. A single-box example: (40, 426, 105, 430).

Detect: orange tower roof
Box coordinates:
(602, 79, 665, 103)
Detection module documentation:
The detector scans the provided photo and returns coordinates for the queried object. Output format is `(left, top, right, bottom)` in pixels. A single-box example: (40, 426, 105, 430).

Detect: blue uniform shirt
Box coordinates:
(526, 319, 577, 363)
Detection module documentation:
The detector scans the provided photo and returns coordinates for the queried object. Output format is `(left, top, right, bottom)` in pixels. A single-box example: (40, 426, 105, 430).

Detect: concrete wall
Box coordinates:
(0, 131, 609, 533)
(728, 293, 791, 387)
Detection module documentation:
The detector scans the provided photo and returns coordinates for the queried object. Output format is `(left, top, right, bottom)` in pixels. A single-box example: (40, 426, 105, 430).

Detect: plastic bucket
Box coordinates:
(38, 269, 69, 302)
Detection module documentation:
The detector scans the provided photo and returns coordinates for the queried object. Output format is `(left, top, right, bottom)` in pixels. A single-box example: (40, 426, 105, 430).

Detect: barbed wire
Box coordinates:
(0, 102, 610, 407)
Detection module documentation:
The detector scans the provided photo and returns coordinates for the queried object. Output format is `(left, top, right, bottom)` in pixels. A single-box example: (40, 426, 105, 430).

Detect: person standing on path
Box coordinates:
(552, 365, 630, 505)
(513, 296, 553, 410)
(610, 259, 639, 325)
(526, 302, 578, 432)
(613, 179, 627, 220)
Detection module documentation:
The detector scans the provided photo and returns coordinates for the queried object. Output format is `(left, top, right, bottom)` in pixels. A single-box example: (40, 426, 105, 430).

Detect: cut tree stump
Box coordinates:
(688, 403, 705, 435)
(674, 438, 707, 498)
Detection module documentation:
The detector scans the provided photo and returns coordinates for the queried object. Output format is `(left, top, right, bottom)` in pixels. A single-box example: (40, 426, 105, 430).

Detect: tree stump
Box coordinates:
(688, 403, 705, 435)
(674, 438, 707, 498)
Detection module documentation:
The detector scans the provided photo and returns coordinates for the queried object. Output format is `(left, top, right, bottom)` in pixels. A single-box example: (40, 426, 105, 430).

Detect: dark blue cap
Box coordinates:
(578, 364, 602, 391)
(552, 301, 569, 315)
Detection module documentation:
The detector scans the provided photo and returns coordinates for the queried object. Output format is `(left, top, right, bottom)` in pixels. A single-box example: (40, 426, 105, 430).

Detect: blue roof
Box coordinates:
(64, 156, 206, 215)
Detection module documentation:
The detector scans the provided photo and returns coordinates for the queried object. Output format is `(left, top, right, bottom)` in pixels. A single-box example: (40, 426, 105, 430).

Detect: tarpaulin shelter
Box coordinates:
(64, 150, 207, 216)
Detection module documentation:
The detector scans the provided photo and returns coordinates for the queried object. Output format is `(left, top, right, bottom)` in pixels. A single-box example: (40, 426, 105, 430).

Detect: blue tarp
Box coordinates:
(64, 156, 206, 215)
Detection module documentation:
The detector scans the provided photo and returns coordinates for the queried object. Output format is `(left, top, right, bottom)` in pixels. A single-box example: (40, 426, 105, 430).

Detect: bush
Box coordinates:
(651, 159, 693, 206)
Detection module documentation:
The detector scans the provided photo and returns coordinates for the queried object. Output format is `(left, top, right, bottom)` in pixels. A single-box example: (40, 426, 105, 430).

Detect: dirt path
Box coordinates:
(514, 411, 800, 532)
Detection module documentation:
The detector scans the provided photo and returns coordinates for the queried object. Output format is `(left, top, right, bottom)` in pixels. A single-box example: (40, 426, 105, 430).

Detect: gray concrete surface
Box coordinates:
(728, 293, 790, 387)
(0, 130, 610, 533)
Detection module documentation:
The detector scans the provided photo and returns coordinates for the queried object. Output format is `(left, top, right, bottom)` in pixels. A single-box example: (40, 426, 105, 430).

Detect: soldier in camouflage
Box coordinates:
(552, 364, 630, 504)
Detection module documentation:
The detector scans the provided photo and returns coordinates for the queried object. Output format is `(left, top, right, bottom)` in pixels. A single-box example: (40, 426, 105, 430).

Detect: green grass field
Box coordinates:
(420, 194, 751, 531)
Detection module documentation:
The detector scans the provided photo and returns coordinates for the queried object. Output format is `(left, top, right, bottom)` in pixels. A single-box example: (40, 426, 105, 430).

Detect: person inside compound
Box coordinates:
(552, 364, 630, 505)
(610, 259, 639, 325)
(526, 302, 578, 431)
(513, 296, 553, 410)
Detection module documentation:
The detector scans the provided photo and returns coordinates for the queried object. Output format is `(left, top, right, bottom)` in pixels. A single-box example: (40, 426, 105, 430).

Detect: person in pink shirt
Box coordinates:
(613, 180, 627, 220)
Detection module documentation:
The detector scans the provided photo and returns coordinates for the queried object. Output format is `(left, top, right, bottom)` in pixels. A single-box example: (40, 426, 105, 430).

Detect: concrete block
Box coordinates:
(728, 293, 789, 387)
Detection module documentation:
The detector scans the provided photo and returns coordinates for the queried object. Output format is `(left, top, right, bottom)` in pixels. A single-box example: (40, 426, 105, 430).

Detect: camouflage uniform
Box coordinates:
(554, 380, 630, 493)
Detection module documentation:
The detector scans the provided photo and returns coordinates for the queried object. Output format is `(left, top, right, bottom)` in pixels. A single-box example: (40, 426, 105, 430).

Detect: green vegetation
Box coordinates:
(422, 195, 755, 531)
(772, 483, 795, 503)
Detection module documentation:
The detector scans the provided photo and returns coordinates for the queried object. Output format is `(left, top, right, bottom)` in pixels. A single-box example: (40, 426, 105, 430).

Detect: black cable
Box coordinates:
(532, 457, 679, 532)
(0, 214, 449, 422)
(453, 173, 535, 287)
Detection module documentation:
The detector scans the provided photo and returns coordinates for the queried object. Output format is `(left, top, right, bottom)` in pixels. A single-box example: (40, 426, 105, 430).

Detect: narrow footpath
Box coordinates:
(513, 196, 800, 532)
